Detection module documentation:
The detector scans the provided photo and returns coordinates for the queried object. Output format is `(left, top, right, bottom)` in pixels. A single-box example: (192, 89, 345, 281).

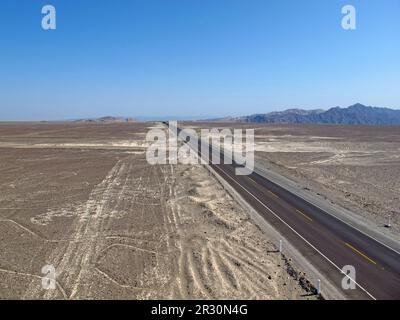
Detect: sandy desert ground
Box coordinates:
(0, 122, 313, 299)
(187, 122, 400, 234)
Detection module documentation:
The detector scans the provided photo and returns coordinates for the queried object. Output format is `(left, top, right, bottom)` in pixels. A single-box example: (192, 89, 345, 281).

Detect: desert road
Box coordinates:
(171, 124, 400, 300)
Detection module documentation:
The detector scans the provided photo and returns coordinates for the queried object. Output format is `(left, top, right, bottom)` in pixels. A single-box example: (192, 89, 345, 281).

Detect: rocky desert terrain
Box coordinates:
(0, 122, 312, 299)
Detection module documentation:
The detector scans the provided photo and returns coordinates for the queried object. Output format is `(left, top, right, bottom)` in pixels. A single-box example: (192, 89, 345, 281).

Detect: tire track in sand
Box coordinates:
(23, 159, 128, 299)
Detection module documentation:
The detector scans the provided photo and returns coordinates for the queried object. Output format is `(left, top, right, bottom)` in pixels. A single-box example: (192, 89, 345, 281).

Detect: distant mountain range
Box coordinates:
(75, 116, 137, 123)
(210, 104, 400, 125)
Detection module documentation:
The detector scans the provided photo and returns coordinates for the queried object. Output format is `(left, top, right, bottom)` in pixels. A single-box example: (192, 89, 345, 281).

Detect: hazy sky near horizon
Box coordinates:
(1, 0, 399, 120)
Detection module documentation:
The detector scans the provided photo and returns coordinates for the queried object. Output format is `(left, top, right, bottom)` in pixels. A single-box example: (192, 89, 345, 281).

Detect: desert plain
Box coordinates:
(0, 122, 313, 299)
(2, 121, 398, 300)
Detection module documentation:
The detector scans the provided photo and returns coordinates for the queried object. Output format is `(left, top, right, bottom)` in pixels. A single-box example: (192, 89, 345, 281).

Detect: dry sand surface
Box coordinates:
(0, 122, 313, 299)
(187, 122, 400, 234)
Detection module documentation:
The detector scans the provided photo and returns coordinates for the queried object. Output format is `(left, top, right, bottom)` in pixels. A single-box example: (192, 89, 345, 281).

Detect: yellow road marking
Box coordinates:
(268, 190, 279, 198)
(247, 175, 313, 222)
(345, 242, 377, 265)
(296, 209, 313, 222)
(247, 175, 280, 199)
(208, 165, 376, 299)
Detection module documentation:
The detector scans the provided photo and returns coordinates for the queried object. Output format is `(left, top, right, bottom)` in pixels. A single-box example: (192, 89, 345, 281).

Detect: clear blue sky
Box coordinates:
(0, 0, 399, 120)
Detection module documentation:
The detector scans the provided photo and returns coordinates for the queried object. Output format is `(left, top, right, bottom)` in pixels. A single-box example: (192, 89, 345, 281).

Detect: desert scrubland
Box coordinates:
(0, 122, 312, 299)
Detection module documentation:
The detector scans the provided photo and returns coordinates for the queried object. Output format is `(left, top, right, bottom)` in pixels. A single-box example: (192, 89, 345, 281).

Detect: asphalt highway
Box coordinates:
(171, 123, 400, 300)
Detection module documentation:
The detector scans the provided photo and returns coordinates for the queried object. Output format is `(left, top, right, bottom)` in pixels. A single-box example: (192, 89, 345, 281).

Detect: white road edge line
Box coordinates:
(214, 165, 377, 300)
(168, 125, 376, 300)
(253, 168, 400, 256)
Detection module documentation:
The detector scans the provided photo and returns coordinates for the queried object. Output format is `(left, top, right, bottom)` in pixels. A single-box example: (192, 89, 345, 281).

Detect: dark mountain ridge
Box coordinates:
(75, 116, 137, 123)
(237, 104, 400, 125)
